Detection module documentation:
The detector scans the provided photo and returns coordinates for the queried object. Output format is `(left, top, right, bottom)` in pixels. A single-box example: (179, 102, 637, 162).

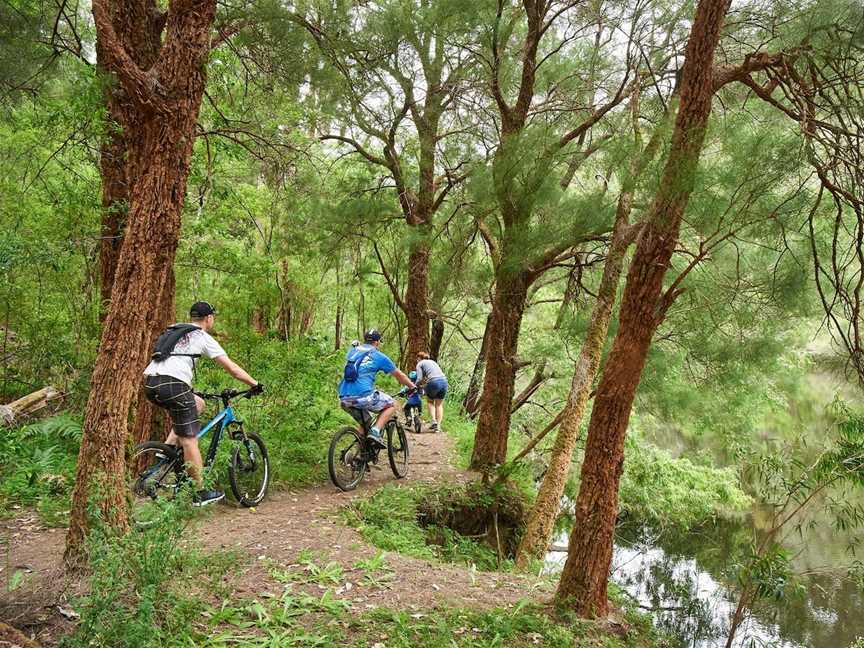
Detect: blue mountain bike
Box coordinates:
(129, 387, 268, 524)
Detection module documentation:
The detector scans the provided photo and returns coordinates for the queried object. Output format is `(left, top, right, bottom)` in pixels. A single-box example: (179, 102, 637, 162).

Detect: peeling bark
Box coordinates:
(555, 0, 732, 615)
(66, 0, 218, 565)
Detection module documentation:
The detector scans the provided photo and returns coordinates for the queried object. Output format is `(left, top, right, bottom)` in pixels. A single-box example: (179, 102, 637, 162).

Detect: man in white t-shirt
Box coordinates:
(142, 301, 261, 506)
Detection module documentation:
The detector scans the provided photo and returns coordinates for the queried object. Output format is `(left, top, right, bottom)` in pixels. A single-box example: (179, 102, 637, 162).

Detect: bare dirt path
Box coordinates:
(1, 428, 552, 645)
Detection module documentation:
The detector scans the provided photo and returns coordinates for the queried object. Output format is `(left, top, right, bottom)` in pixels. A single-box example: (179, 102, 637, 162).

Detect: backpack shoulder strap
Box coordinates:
(151, 324, 202, 361)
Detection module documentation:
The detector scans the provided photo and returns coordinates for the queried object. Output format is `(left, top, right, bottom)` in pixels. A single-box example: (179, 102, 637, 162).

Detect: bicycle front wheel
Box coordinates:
(229, 431, 270, 507)
(413, 411, 422, 435)
(328, 426, 367, 491)
(129, 442, 184, 527)
(387, 421, 409, 479)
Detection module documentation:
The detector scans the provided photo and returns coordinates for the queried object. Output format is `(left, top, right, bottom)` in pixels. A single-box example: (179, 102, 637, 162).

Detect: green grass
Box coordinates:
(176, 589, 662, 647)
(61, 498, 244, 648)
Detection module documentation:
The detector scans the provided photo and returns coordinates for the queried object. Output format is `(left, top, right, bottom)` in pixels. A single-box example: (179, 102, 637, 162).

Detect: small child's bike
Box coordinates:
(400, 388, 423, 434)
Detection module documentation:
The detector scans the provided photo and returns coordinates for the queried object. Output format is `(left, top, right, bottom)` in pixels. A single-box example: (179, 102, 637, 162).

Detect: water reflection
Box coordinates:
(545, 521, 864, 648)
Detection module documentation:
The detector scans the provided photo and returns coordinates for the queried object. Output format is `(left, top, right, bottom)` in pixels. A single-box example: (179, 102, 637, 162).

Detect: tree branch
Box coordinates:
(92, 0, 163, 109)
(320, 134, 389, 168)
(373, 242, 407, 312)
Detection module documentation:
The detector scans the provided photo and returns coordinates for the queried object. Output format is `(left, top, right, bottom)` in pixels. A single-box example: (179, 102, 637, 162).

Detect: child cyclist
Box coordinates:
(398, 371, 423, 430)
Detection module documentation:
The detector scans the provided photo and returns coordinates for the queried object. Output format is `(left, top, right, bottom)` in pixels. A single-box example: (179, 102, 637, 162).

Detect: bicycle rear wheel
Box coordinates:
(412, 410, 422, 434)
(229, 431, 270, 506)
(387, 421, 409, 479)
(328, 426, 367, 491)
(129, 442, 184, 527)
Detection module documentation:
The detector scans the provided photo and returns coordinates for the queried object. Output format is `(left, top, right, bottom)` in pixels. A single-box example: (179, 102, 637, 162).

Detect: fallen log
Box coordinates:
(1, 386, 60, 426)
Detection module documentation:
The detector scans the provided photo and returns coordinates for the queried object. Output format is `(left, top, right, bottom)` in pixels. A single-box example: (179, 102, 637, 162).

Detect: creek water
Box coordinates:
(545, 516, 864, 647)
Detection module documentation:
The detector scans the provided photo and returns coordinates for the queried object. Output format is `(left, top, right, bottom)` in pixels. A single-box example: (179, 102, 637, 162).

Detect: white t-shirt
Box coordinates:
(143, 325, 226, 386)
(416, 359, 446, 383)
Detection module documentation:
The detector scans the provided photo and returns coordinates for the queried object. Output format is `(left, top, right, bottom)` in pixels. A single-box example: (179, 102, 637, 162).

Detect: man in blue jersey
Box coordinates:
(338, 329, 416, 447)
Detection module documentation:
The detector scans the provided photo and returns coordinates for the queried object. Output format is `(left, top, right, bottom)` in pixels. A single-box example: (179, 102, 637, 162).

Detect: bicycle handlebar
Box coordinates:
(194, 387, 261, 403)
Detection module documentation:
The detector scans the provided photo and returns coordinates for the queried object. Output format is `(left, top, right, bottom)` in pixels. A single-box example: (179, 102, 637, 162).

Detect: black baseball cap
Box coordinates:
(363, 328, 382, 342)
(190, 301, 217, 318)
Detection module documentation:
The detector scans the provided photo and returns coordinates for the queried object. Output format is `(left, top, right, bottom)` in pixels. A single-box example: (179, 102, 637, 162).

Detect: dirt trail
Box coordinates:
(1, 429, 551, 644)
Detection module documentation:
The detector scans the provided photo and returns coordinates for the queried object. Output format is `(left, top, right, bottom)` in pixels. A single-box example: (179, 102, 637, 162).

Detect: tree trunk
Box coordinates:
(278, 299, 291, 340)
(515, 195, 633, 567)
(470, 268, 530, 469)
(98, 133, 127, 312)
(555, 0, 731, 616)
(554, 264, 582, 330)
(334, 301, 343, 350)
(429, 314, 444, 360)
(462, 313, 492, 417)
(130, 268, 175, 469)
(66, 0, 217, 565)
(403, 241, 431, 368)
(251, 306, 268, 335)
(96, 0, 163, 313)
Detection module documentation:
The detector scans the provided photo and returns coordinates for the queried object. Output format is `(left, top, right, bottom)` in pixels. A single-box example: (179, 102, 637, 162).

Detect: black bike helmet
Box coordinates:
(363, 328, 382, 343)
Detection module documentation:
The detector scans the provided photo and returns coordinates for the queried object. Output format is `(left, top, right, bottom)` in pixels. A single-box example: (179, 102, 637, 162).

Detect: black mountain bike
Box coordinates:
(129, 387, 268, 525)
(328, 404, 409, 491)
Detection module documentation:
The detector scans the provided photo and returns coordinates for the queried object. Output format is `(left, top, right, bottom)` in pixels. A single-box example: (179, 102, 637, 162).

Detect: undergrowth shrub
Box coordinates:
(63, 498, 235, 648)
(195, 336, 347, 488)
(63, 501, 192, 648)
(0, 414, 80, 525)
(617, 439, 752, 527)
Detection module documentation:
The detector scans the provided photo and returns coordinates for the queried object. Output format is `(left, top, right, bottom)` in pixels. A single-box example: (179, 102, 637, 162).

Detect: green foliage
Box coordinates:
(62, 500, 236, 648)
(184, 591, 661, 648)
(344, 482, 528, 572)
(0, 414, 80, 525)
(180, 335, 344, 489)
(618, 440, 752, 528)
(342, 484, 436, 560)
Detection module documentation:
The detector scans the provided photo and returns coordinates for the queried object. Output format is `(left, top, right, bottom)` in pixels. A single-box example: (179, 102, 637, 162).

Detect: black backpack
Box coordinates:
(150, 324, 201, 362)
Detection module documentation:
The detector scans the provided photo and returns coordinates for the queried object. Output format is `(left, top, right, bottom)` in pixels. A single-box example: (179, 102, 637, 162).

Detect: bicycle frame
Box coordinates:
(198, 403, 238, 467)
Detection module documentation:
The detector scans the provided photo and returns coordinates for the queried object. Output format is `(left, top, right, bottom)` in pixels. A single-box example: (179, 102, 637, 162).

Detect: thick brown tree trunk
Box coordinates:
(403, 240, 431, 368)
(96, 0, 163, 312)
(429, 314, 444, 360)
(130, 268, 175, 466)
(555, 0, 731, 616)
(98, 134, 127, 311)
(462, 313, 492, 416)
(470, 268, 530, 469)
(66, 0, 218, 565)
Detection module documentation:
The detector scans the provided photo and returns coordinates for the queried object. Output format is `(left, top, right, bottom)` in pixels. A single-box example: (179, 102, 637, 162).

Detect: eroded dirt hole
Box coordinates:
(416, 481, 527, 561)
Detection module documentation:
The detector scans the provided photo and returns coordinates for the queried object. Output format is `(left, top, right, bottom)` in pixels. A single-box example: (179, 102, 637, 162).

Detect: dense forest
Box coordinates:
(1, 0, 864, 646)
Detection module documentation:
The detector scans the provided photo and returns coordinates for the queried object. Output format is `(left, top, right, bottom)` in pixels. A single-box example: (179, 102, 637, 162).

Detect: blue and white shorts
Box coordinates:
(339, 390, 394, 413)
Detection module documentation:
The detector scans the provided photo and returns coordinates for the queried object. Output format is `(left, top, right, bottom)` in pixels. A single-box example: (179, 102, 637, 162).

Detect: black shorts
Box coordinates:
(143, 375, 200, 438)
